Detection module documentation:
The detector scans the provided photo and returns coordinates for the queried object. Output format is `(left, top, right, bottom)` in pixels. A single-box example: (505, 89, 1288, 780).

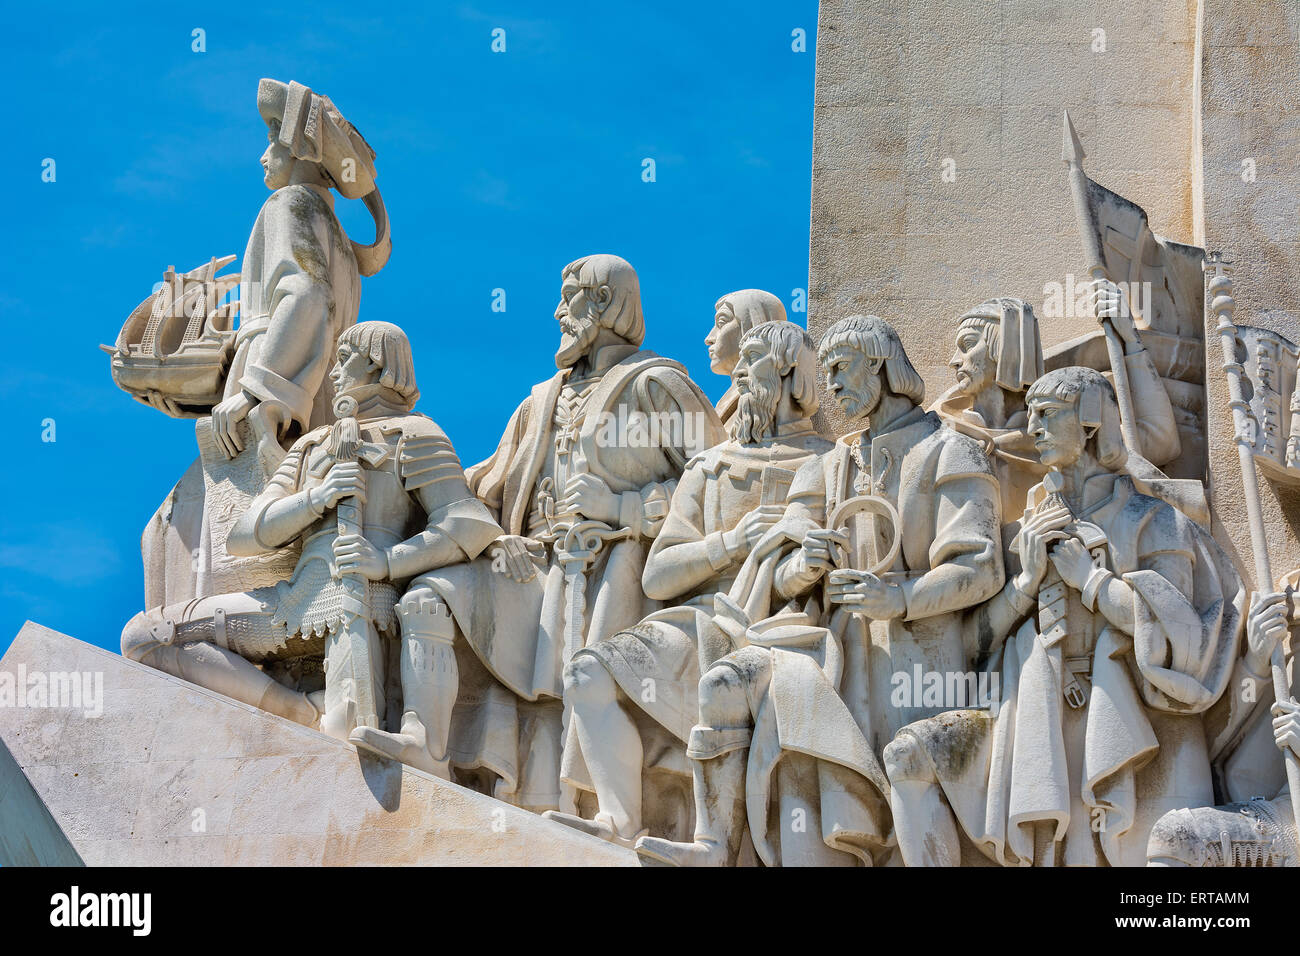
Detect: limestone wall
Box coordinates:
(1198, 0, 1300, 581)
(809, 0, 1201, 433)
(808, 0, 1300, 585)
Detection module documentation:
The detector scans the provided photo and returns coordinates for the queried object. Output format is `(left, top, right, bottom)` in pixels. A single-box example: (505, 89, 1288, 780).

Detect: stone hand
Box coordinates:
(558, 473, 621, 525)
(1084, 277, 1139, 348)
(211, 390, 256, 459)
(1013, 505, 1071, 594)
(309, 461, 366, 513)
(1273, 698, 1300, 759)
(1048, 536, 1096, 592)
(723, 504, 787, 559)
(334, 533, 389, 581)
(491, 534, 545, 583)
(799, 527, 850, 577)
(826, 568, 905, 619)
(1246, 591, 1290, 676)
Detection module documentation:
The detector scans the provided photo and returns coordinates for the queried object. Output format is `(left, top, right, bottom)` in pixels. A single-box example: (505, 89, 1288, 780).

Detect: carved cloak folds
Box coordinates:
(412, 350, 724, 808)
(895, 474, 1244, 867)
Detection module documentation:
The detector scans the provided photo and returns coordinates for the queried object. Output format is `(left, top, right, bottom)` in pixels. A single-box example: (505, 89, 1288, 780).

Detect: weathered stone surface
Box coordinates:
(0, 623, 636, 866)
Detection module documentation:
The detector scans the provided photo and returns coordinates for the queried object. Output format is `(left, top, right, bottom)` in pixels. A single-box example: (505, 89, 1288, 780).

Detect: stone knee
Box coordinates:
(121, 608, 175, 667)
(696, 663, 752, 731)
(1146, 808, 1206, 866)
(883, 732, 936, 786)
(397, 586, 455, 645)
(563, 652, 617, 711)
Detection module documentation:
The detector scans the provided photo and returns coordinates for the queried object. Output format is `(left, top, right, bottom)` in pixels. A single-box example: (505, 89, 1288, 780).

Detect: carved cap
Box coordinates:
(715, 289, 787, 334)
(257, 79, 391, 276)
(957, 297, 1044, 394)
(257, 79, 378, 201)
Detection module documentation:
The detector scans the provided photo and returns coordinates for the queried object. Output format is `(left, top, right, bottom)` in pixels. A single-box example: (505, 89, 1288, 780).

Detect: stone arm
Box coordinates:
(1093, 550, 1191, 638)
(773, 457, 830, 600)
(236, 190, 341, 432)
(1119, 346, 1181, 467)
(622, 369, 725, 541)
(385, 432, 505, 580)
(966, 569, 1034, 664)
(227, 435, 323, 555)
(898, 471, 1005, 621)
(642, 459, 727, 601)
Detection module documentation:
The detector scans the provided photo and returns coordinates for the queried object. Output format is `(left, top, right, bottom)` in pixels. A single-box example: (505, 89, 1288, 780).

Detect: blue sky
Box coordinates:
(0, 2, 819, 654)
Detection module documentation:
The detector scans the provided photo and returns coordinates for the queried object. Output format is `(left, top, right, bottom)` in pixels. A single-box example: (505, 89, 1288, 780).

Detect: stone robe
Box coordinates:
(413, 346, 724, 808)
(226, 183, 361, 433)
(704, 407, 1005, 863)
(143, 183, 362, 610)
(896, 473, 1244, 867)
(565, 421, 833, 792)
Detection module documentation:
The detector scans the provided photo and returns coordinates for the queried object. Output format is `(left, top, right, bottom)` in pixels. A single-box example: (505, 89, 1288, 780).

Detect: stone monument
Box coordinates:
(7, 2, 1300, 867)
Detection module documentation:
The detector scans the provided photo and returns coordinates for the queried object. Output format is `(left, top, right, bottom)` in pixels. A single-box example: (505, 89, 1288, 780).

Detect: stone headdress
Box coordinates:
(957, 297, 1043, 393)
(257, 79, 392, 276)
(716, 289, 788, 335)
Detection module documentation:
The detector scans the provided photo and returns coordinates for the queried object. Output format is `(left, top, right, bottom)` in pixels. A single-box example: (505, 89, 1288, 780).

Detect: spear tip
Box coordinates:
(1062, 109, 1086, 167)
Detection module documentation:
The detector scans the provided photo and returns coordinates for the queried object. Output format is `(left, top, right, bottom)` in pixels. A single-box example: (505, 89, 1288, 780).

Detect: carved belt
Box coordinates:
(1063, 655, 1092, 710)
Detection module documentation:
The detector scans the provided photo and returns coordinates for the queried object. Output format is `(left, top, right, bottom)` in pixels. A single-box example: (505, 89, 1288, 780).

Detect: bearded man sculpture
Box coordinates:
(546, 320, 832, 846)
(636, 314, 1006, 866)
(396, 255, 725, 807)
(121, 323, 500, 740)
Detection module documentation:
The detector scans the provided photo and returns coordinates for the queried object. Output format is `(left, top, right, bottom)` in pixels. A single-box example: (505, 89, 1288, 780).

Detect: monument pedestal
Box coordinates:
(0, 623, 636, 866)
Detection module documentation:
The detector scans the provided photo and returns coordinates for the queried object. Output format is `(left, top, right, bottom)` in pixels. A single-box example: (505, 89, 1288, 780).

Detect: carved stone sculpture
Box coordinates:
(117, 78, 392, 619)
(546, 320, 832, 846)
(121, 322, 501, 741)
(1147, 576, 1300, 866)
(884, 367, 1245, 867)
(933, 287, 1182, 526)
(68, 64, 1300, 872)
(397, 255, 726, 810)
(706, 289, 787, 429)
(635, 315, 1006, 866)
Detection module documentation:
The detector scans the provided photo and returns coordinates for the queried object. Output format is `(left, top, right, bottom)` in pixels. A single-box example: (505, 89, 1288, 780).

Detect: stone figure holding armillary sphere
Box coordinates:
(636, 314, 1006, 867)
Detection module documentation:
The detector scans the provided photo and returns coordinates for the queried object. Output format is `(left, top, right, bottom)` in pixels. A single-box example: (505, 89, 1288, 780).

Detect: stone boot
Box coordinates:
(635, 748, 747, 866)
(350, 591, 457, 779)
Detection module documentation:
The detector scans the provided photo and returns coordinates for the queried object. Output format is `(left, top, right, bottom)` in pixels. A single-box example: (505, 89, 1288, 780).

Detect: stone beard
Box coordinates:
(551, 320, 833, 849)
(556, 311, 600, 369)
(730, 358, 781, 444)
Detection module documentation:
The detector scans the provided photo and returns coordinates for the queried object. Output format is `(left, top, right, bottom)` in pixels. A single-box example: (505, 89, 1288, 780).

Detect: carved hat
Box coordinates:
(715, 289, 787, 334)
(958, 297, 1044, 393)
(257, 79, 391, 276)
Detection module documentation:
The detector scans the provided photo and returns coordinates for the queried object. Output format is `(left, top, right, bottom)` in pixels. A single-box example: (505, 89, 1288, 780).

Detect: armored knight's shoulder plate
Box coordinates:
(386, 415, 465, 492)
